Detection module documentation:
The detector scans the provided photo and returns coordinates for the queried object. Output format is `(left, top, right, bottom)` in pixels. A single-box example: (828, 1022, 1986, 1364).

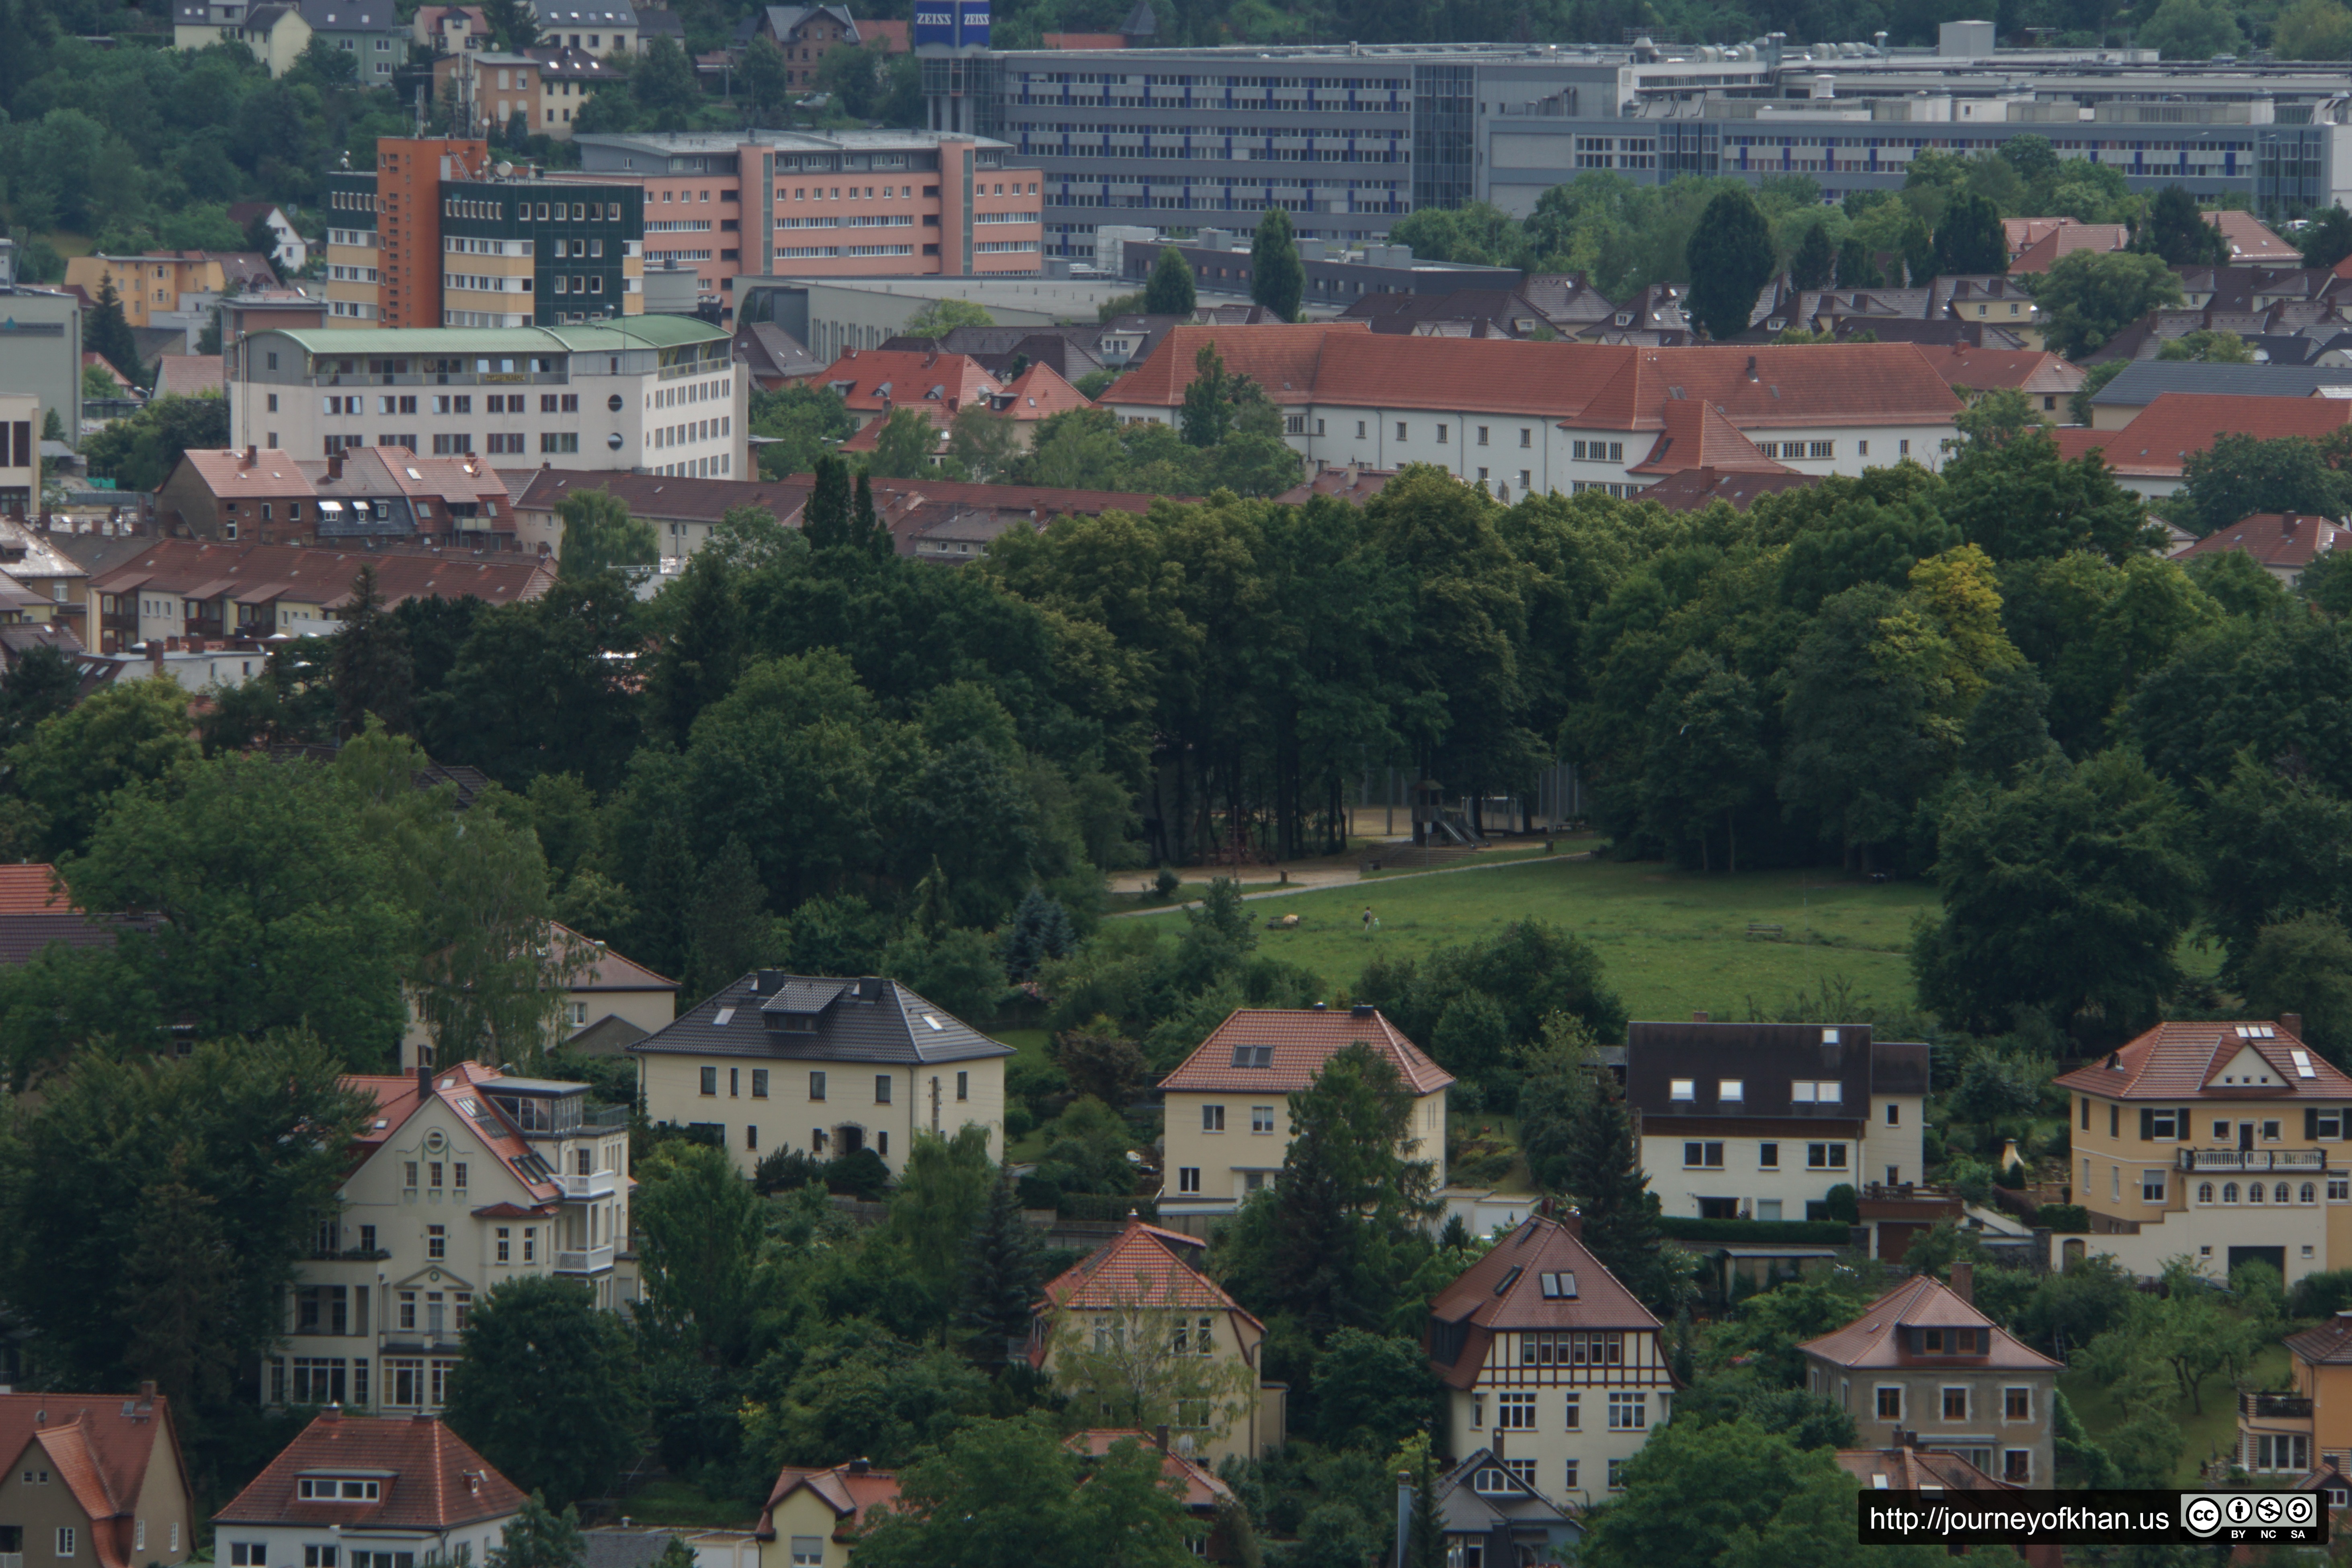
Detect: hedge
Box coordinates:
(1656, 1217, 1857, 1245)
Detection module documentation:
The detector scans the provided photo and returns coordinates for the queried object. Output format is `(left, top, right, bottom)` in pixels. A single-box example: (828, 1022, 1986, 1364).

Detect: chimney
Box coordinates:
(1693, 1010, 1710, 1022)
(1152, 1425, 1169, 1453)
(847, 1457, 871, 1475)
(1557, 1206, 1584, 1240)
(411, 1412, 435, 1425)
(416, 1040, 435, 1101)
(1745, 355, 1758, 381)
(327, 449, 344, 481)
(139, 1381, 157, 1401)
(2284, 1013, 2305, 1038)
(243, 445, 258, 467)
(1950, 1262, 1973, 1306)
(1351, 1002, 1376, 1019)
(320, 1404, 341, 1423)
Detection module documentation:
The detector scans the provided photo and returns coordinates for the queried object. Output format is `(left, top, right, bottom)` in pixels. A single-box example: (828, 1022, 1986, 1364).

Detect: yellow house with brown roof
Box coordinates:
(2054, 1017, 2352, 1285)
(756, 1459, 900, 1568)
(1157, 1004, 1452, 1219)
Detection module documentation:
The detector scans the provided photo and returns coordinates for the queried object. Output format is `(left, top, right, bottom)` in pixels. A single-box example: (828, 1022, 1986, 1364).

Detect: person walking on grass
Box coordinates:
(1362, 906, 1374, 931)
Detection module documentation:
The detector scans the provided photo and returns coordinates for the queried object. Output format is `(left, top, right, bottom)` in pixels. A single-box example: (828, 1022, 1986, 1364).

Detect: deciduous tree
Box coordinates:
(442, 1279, 646, 1506)
(1250, 207, 1304, 322)
(1685, 188, 1775, 341)
(1145, 244, 1197, 314)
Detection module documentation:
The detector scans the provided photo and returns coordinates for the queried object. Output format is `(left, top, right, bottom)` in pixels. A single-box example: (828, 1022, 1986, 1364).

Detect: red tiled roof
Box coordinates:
(1101, 322, 1373, 408)
(1912, 345, 2085, 396)
(994, 361, 1091, 420)
(2171, 511, 2352, 570)
(1275, 465, 1400, 505)
(562, 921, 676, 992)
(175, 449, 313, 499)
(1423, 1217, 1659, 1389)
(89, 540, 552, 611)
(0, 863, 74, 915)
(1800, 1276, 2064, 1371)
(2010, 224, 2131, 274)
(1066, 1432, 1233, 1510)
(1834, 1446, 2021, 1493)
(1628, 398, 1794, 476)
(2053, 1018, 2352, 1100)
(341, 1061, 565, 1203)
(1639, 466, 1821, 512)
(756, 1461, 902, 1542)
(513, 469, 812, 528)
(1038, 1217, 1256, 1317)
(2287, 1314, 2352, 1366)
(813, 348, 1001, 416)
(1159, 1006, 1453, 1095)
(1571, 343, 1962, 431)
(2214, 210, 2298, 263)
(2003, 217, 2081, 257)
(2054, 393, 2352, 477)
(0, 1392, 185, 1568)
(212, 1412, 524, 1530)
(152, 355, 223, 400)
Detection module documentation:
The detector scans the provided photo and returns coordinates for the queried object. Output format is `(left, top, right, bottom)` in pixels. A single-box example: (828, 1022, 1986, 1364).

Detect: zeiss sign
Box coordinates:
(914, 2, 987, 46)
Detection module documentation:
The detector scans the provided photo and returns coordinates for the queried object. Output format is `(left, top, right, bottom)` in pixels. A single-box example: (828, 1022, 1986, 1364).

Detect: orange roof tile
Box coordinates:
(756, 1461, 902, 1542)
(1835, 1445, 2021, 1493)
(1424, 1216, 1659, 1389)
(994, 361, 1091, 420)
(2003, 217, 2081, 257)
(814, 348, 1001, 416)
(1628, 398, 1795, 476)
(1101, 322, 1372, 408)
(1039, 1217, 1259, 1318)
(1912, 345, 2085, 396)
(0, 1392, 184, 1568)
(176, 448, 315, 499)
(88, 539, 552, 611)
(2171, 511, 2352, 570)
(2053, 1018, 2352, 1100)
(2010, 224, 2131, 274)
(1800, 1276, 2065, 1371)
(342, 1061, 566, 1205)
(2055, 393, 2352, 477)
(1571, 343, 1962, 431)
(1159, 1006, 1453, 1095)
(2214, 210, 2299, 263)
(213, 1412, 524, 1530)
(0, 863, 74, 915)
(1066, 1432, 1234, 1510)
(2288, 1314, 2352, 1366)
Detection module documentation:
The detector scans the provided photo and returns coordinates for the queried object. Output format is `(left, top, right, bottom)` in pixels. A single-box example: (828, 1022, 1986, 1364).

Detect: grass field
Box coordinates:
(615, 1476, 758, 1529)
(2059, 1342, 2288, 1487)
(1167, 855, 1944, 1023)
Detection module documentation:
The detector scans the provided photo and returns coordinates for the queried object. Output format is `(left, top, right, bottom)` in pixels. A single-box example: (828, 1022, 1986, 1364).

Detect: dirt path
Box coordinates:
(1105, 845, 1593, 918)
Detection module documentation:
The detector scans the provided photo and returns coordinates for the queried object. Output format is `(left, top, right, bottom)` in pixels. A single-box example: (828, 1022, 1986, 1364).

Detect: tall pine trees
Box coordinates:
(1685, 188, 1775, 342)
(958, 1164, 1045, 1365)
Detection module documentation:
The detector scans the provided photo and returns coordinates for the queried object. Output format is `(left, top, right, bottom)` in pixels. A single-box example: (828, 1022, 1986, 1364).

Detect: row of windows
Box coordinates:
(692, 1122, 883, 1156)
(1682, 1140, 1846, 1170)
(1872, 1384, 2034, 1423)
(1518, 1330, 1621, 1367)
(1199, 1104, 1278, 1133)
(1173, 1166, 1270, 1195)
(441, 198, 625, 222)
(2087, 1100, 2349, 1142)
(1470, 1457, 1625, 1494)
(1471, 1390, 1651, 1431)
(698, 1065, 969, 1103)
(2192, 1178, 2342, 1204)
(1669, 1075, 1848, 1103)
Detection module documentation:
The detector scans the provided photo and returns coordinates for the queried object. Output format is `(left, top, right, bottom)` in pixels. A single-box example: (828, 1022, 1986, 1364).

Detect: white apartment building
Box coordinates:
(226, 320, 746, 477)
(1102, 327, 1964, 499)
(270, 1060, 630, 1414)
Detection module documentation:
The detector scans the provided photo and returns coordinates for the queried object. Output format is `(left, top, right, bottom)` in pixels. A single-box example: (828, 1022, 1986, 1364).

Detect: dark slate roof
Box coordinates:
(628, 972, 1014, 1064)
(580, 1531, 681, 1568)
(2092, 360, 2352, 409)
(0, 910, 135, 966)
(1624, 1019, 1875, 1118)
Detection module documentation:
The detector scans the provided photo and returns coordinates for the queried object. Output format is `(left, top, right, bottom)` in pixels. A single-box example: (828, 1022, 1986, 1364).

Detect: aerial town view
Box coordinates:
(10, 0, 2352, 1560)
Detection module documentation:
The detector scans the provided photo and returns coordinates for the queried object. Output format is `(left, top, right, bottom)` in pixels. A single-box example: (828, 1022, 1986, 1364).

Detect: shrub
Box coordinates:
(1824, 1183, 1860, 1224)
(2037, 1204, 2090, 1233)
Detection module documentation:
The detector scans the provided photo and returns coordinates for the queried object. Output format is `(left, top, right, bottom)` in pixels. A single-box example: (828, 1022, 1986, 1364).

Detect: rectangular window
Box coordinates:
(752, 1069, 769, 1098)
(789, 1541, 824, 1567)
(453, 1163, 467, 1189)
(1178, 1167, 1200, 1193)
(404, 1162, 418, 1189)
(1876, 1386, 1903, 1420)
(1669, 1078, 1695, 1101)
(2142, 1108, 2178, 1139)
(1563, 1392, 1580, 1429)
(428, 1162, 442, 1188)
(1496, 1393, 1536, 1430)
(58, 1530, 76, 1559)
(1809, 441, 1834, 459)
(1395, 422, 1407, 439)
(523, 1228, 535, 1263)
(1718, 1078, 1743, 1103)
(1607, 1458, 1626, 1490)
(730, 1068, 740, 1097)
(1470, 1396, 1483, 1428)
(875, 1074, 892, 1104)
(427, 1225, 445, 1259)
(2142, 1171, 2166, 1203)
(2081, 1097, 2092, 1129)
(1436, 425, 1448, 444)
(1942, 1387, 1968, 1421)
(306, 1547, 337, 1565)
(1807, 1143, 1848, 1170)
(1607, 1393, 1647, 1430)
(2003, 1387, 2032, 1421)
(1204, 1104, 1226, 1132)
(1759, 1142, 1779, 1168)
(699, 1066, 718, 1095)
(496, 1228, 511, 1263)
(2003, 1450, 2030, 1483)
(956, 1071, 968, 1101)
(1683, 1142, 1723, 1168)
(1251, 1105, 1275, 1133)
(810, 1070, 827, 1100)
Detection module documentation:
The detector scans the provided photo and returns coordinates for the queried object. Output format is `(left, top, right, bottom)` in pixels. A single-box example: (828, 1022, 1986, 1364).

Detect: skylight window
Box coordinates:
(2295, 1050, 2317, 1079)
(1538, 1271, 1578, 1299)
(922, 1013, 945, 1032)
(1230, 1043, 1273, 1068)
(713, 1007, 735, 1026)
(1494, 1265, 1523, 1297)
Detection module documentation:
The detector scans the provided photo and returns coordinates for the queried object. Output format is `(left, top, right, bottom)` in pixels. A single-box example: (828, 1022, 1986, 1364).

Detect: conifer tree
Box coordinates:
(803, 454, 851, 548)
(958, 1164, 1045, 1365)
(1145, 245, 1196, 315)
(87, 275, 143, 390)
(1684, 188, 1775, 340)
(331, 563, 415, 736)
(1249, 208, 1304, 321)
(1789, 222, 1835, 291)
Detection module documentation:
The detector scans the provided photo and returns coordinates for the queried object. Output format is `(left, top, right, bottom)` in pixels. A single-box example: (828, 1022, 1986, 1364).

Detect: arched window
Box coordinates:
(2250, 1182, 2266, 1203)
(2198, 1182, 2215, 1203)
(2224, 1183, 2240, 1203)
(2303, 1183, 2317, 1205)
(2278, 1183, 2293, 1205)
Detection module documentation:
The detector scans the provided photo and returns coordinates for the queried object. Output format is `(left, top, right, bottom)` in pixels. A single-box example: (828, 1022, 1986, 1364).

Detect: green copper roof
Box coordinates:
(260, 316, 728, 355)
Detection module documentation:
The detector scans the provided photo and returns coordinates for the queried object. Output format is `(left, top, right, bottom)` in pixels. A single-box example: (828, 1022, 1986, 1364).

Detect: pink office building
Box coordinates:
(564, 128, 1042, 316)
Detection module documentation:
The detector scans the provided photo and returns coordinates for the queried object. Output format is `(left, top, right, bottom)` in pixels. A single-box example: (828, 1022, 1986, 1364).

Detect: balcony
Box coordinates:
(6, 1551, 27, 1568)
(554, 1168, 617, 1200)
(2178, 1149, 2329, 1172)
(2243, 1392, 2315, 1422)
(554, 1245, 615, 1275)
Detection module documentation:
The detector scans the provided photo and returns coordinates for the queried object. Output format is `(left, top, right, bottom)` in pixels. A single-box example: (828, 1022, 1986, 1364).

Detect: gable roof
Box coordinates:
(2288, 1312, 2352, 1366)
(628, 971, 1015, 1064)
(815, 348, 1001, 416)
(1101, 322, 1371, 408)
(755, 1460, 900, 1542)
(91, 537, 554, 610)
(0, 1392, 185, 1568)
(153, 355, 223, 399)
(1424, 1217, 1658, 1388)
(213, 1411, 525, 1531)
(1571, 343, 1962, 432)
(1834, 1444, 2021, 1493)
(512, 467, 812, 528)
(2092, 361, 2352, 410)
(993, 360, 1091, 420)
(2010, 223, 2130, 274)
(2054, 1018, 2352, 1100)
(1800, 1275, 2064, 1371)
(1159, 1006, 1452, 1095)
(1913, 345, 2083, 396)
(2171, 511, 2352, 570)
(2056, 393, 2352, 478)
(1627, 398, 1796, 476)
(563, 922, 676, 993)
(340, 1060, 568, 1205)
(1038, 1216, 1258, 1318)
(2214, 210, 2299, 264)
(0, 863, 73, 915)
(1639, 466, 1820, 512)
(1065, 1431, 1232, 1510)
(1436, 1447, 1578, 1533)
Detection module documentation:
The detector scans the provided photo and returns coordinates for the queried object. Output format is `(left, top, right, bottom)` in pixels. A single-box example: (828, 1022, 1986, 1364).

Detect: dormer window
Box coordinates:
(1471, 1467, 1516, 1495)
(295, 1478, 381, 1501)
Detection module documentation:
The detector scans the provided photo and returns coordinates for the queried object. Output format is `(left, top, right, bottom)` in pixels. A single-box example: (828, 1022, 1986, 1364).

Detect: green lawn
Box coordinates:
(1221, 856, 1941, 1023)
(617, 1476, 759, 1529)
(995, 1026, 1054, 1161)
(2059, 1342, 2289, 1487)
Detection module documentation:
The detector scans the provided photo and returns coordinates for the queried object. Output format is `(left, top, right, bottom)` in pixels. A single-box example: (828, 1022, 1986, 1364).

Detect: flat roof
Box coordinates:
(254, 317, 728, 354)
(577, 129, 1015, 154)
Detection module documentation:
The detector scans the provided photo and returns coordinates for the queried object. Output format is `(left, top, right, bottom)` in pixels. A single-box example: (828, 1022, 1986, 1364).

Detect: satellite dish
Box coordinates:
(494, 161, 514, 178)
